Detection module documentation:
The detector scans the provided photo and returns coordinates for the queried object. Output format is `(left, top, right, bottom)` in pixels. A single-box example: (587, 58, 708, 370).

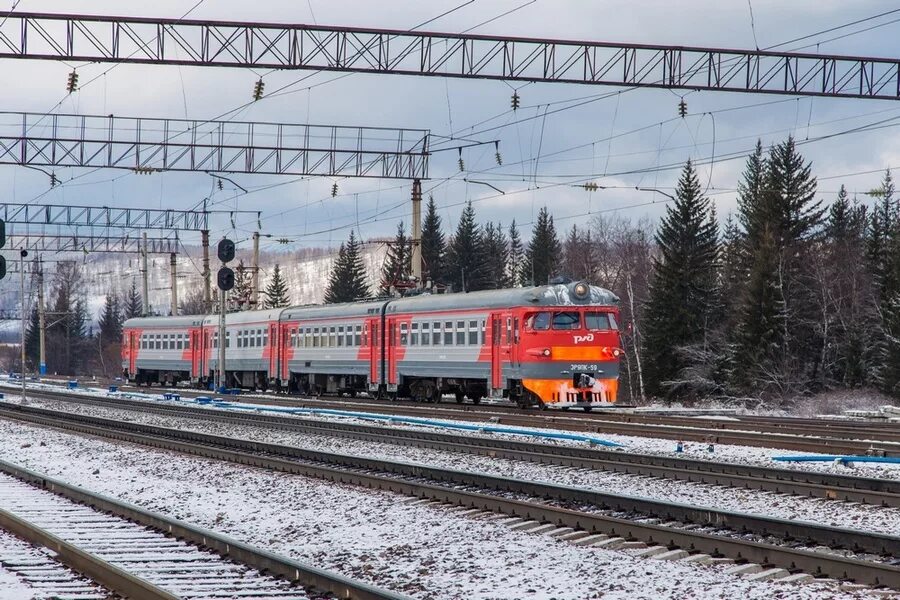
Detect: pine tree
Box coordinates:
(640, 160, 719, 398)
(231, 259, 251, 311)
(97, 292, 122, 345)
(523, 207, 561, 285)
(324, 231, 370, 303)
(263, 264, 291, 308)
(507, 220, 524, 286)
(420, 196, 446, 287)
(446, 201, 488, 292)
(380, 221, 412, 295)
(482, 222, 511, 289)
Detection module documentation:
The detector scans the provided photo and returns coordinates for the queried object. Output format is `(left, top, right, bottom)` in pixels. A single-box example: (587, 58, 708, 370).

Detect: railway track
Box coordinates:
(96, 384, 900, 455)
(17, 390, 900, 508)
(2, 402, 899, 589)
(0, 457, 410, 600)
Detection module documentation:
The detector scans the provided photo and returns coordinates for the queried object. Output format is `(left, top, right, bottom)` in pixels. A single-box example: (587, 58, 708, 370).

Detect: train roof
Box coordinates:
(123, 315, 206, 329)
(385, 283, 618, 313)
(280, 300, 387, 321)
(201, 307, 286, 327)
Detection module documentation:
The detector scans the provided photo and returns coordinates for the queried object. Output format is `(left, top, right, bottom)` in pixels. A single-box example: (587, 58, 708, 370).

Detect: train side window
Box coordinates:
(355, 325, 363, 346)
(400, 323, 408, 346)
(420, 322, 430, 346)
(226, 332, 231, 348)
(155, 334, 162, 350)
(313, 327, 320, 347)
(263, 330, 268, 346)
(506, 318, 512, 344)
(481, 320, 486, 345)
(410, 323, 419, 346)
(466, 320, 477, 345)
(513, 318, 520, 343)
(456, 321, 465, 345)
(330, 326, 337, 347)
(432, 322, 442, 345)
(444, 321, 453, 346)
(527, 312, 550, 331)
(552, 311, 581, 330)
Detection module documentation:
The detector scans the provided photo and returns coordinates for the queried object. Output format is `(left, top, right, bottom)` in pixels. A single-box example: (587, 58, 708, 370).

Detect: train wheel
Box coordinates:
(455, 391, 464, 404)
(584, 406, 592, 412)
(472, 396, 481, 405)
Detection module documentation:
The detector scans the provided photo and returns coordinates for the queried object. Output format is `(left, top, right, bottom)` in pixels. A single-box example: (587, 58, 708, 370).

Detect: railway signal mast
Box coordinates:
(216, 239, 236, 392)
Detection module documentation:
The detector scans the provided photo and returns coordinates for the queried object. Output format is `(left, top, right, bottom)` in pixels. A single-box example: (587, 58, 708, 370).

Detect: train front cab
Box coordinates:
(517, 304, 621, 410)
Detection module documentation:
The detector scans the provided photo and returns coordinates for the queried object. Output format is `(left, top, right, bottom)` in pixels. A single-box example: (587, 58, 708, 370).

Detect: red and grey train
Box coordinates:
(122, 282, 622, 409)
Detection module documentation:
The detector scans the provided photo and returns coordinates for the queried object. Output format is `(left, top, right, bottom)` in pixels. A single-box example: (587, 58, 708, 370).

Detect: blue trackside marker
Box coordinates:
(187, 398, 623, 447)
(772, 455, 900, 465)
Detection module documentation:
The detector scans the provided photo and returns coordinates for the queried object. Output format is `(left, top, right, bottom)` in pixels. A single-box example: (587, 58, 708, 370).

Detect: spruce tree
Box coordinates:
(640, 160, 719, 398)
(231, 259, 251, 311)
(446, 201, 488, 292)
(97, 292, 122, 345)
(420, 196, 446, 287)
(263, 264, 291, 308)
(878, 296, 900, 398)
(123, 280, 143, 319)
(324, 231, 370, 303)
(524, 207, 561, 285)
(507, 220, 524, 286)
(380, 221, 412, 295)
(734, 137, 824, 397)
(482, 222, 511, 289)
(24, 308, 39, 369)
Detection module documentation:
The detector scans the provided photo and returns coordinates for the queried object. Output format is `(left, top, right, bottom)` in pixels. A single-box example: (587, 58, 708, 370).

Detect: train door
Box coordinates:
(128, 330, 139, 375)
(490, 313, 502, 391)
(267, 322, 278, 377)
(366, 317, 380, 387)
(190, 329, 202, 379)
(279, 322, 291, 382)
(385, 316, 408, 388)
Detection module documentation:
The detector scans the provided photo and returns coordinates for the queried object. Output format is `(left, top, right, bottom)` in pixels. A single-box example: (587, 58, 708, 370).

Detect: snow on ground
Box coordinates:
(0, 419, 874, 600)
(13, 396, 900, 536)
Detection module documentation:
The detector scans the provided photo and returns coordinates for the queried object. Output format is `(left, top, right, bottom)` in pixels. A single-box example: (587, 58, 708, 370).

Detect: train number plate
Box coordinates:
(570, 364, 598, 372)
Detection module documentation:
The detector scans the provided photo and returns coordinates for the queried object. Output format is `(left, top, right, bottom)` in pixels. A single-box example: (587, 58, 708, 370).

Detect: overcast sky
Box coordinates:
(3, 0, 900, 258)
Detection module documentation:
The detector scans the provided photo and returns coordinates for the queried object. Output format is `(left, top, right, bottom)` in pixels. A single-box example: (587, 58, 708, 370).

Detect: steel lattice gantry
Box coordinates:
(6, 233, 178, 253)
(0, 13, 898, 100)
(0, 111, 429, 178)
(0, 203, 210, 230)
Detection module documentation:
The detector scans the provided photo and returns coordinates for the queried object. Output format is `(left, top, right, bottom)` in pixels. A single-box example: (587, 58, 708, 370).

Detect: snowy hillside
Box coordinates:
(0, 244, 388, 329)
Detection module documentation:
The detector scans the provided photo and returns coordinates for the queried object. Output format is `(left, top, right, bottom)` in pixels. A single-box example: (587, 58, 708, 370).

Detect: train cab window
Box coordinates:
(400, 323, 408, 346)
(432, 322, 442, 345)
(585, 312, 615, 331)
(552, 312, 581, 330)
(468, 321, 478, 345)
(444, 321, 453, 345)
(456, 321, 465, 345)
(355, 325, 362, 346)
(527, 312, 551, 331)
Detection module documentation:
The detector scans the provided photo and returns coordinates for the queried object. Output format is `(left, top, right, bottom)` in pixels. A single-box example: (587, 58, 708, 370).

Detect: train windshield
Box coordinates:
(551, 312, 581, 330)
(585, 311, 618, 330)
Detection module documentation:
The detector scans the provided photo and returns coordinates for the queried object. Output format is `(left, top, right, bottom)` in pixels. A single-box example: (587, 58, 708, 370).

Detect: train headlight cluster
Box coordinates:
(572, 281, 590, 299)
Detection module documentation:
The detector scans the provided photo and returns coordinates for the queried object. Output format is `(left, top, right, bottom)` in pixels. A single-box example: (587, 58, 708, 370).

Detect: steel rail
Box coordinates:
(0, 463, 411, 599)
(18, 390, 900, 506)
(2, 403, 899, 588)
(112, 385, 900, 448)
(0, 507, 178, 600)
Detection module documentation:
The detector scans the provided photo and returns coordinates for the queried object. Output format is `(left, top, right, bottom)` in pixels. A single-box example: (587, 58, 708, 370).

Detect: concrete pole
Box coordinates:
(201, 229, 211, 313)
(20, 251, 26, 402)
(217, 290, 226, 392)
(37, 263, 45, 376)
(141, 232, 150, 316)
(169, 252, 178, 316)
(250, 231, 260, 309)
(411, 179, 422, 286)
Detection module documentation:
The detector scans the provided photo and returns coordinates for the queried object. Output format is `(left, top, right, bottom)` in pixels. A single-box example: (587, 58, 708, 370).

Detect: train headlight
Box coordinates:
(542, 348, 551, 357)
(573, 281, 590, 299)
(613, 348, 621, 357)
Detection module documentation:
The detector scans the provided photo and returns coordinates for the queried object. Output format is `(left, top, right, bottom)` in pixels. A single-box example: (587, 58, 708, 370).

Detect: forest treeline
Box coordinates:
(21, 136, 900, 403)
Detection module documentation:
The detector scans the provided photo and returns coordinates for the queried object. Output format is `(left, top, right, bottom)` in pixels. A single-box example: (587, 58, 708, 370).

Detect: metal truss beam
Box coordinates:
(6, 233, 178, 254)
(0, 13, 897, 100)
(0, 203, 209, 230)
(0, 111, 429, 179)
